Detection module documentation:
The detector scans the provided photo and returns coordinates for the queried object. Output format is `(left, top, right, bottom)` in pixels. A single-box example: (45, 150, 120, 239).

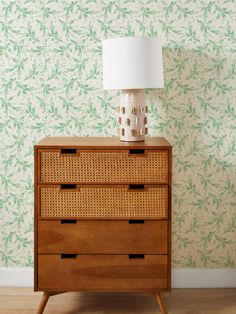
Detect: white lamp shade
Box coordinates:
(103, 37, 164, 90)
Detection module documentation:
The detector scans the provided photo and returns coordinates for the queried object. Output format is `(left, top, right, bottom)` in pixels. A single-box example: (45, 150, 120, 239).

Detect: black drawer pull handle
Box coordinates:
(129, 220, 144, 224)
(61, 220, 77, 224)
(61, 148, 77, 154)
(61, 254, 77, 259)
(129, 149, 145, 154)
(129, 254, 145, 259)
(129, 184, 145, 190)
(61, 184, 77, 190)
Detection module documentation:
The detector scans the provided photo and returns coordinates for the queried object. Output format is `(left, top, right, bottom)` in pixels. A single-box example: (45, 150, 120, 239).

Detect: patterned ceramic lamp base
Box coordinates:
(119, 89, 148, 142)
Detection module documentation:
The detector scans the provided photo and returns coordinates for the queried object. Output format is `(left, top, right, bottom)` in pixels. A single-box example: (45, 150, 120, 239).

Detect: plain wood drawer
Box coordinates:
(38, 149, 169, 184)
(38, 254, 168, 291)
(39, 185, 168, 219)
(38, 220, 168, 254)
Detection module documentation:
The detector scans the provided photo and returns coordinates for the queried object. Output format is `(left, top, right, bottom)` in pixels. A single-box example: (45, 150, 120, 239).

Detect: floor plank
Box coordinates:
(0, 288, 235, 314)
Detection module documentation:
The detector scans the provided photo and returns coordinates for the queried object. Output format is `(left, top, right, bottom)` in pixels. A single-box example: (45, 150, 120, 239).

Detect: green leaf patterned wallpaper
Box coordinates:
(0, 1, 235, 268)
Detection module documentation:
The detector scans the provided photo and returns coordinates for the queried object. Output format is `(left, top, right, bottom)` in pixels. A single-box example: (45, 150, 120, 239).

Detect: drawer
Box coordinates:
(38, 220, 168, 254)
(39, 185, 168, 219)
(38, 254, 168, 291)
(38, 149, 168, 184)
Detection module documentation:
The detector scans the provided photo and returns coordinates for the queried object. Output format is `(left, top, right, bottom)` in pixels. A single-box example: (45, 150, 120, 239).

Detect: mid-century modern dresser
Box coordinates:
(34, 137, 172, 314)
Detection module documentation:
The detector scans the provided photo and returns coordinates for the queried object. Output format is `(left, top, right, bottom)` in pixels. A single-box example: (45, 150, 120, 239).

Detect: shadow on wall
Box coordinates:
(146, 47, 236, 268)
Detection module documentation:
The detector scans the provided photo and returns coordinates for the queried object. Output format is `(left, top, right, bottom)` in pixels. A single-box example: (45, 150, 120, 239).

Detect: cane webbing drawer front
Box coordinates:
(38, 254, 168, 291)
(39, 149, 168, 184)
(38, 220, 168, 254)
(39, 185, 168, 219)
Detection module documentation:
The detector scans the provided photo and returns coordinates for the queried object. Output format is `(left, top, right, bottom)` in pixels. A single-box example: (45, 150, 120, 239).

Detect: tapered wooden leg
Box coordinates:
(36, 291, 66, 314)
(155, 292, 167, 314)
(37, 292, 50, 314)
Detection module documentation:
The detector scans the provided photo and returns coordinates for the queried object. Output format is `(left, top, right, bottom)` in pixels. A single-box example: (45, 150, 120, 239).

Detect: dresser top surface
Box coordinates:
(35, 137, 171, 149)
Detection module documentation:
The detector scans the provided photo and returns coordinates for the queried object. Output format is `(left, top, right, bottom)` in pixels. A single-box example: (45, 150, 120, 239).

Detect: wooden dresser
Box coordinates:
(34, 137, 172, 314)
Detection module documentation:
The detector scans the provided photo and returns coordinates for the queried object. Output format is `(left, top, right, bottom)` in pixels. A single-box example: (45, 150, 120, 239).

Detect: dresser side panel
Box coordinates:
(168, 147, 172, 291)
(34, 147, 38, 291)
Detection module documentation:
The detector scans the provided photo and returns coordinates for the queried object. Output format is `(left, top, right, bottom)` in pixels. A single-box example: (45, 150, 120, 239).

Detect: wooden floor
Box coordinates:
(0, 288, 235, 314)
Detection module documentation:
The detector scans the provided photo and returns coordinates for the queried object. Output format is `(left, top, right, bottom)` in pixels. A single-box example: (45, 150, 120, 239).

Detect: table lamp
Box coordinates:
(103, 37, 164, 142)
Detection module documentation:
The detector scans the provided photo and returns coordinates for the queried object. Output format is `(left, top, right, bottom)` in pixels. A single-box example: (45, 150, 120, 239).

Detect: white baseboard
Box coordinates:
(172, 268, 236, 288)
(0, 268, 34, 287)
(0, 268, 235, 288)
